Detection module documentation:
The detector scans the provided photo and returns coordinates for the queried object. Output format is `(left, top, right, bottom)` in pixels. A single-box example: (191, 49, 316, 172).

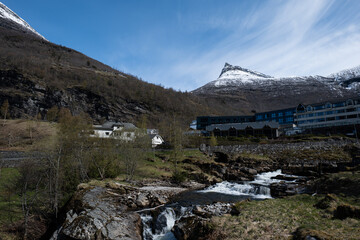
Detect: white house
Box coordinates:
(91, 122, 165, 146)
(91, 121, 138, 141)
(148, 134, 164, 148)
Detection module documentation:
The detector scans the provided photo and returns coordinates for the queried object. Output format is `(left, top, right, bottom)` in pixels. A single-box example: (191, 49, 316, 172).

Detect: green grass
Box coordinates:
(113, 149, 212, 181)
(212, 194, 360, 239)
(236, 152, 272, 161)
(0, 168, 22, 226)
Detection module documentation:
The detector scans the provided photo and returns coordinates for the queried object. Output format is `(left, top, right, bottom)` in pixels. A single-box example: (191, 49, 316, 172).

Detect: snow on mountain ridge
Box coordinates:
(328, 65, 360, 81)
(219, 63, 272, 78)
(211, 63, 330, 87)
(0, 2, 46, 40)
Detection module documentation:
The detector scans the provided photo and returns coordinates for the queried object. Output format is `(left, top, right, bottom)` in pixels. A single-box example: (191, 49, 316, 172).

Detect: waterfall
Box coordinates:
(141, 207, 191, 240)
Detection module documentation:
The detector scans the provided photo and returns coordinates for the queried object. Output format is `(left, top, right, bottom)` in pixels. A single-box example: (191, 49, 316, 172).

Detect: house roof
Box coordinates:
(206, 121, 279, 131)
(148, 134, 163, 139)
(93, 121, 137, 130)
(299, 96, 360, 108)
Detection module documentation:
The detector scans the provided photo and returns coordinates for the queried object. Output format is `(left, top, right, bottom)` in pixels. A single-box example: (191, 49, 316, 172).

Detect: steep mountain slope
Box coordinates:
(192, 63, 359, 114)
(0, 3, 223, 126)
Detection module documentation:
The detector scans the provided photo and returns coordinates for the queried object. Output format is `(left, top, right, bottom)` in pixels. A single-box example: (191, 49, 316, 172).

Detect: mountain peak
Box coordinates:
(0, 2, 46, 40)
(218, 63, 273, 80)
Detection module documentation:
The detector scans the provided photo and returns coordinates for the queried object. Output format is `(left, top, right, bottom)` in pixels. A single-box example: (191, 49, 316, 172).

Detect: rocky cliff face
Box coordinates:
(0, 70, 150, 122)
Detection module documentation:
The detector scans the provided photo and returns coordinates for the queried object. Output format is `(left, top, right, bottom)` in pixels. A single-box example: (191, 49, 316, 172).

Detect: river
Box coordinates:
(140, 169, 297, 240)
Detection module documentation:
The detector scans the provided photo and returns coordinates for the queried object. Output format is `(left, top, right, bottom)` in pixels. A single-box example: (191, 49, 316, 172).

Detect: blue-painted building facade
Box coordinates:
(196, 115, 255, 130)
(196, 108, 296, 130)
(254, 108, 296, 125)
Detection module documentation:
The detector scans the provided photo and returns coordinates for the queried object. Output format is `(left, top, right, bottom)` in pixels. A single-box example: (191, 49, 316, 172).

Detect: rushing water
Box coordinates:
(140, 170, 296, 240)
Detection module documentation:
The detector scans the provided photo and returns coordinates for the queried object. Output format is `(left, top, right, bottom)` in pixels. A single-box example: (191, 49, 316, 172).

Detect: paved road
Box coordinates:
(0, 151, 42, 167)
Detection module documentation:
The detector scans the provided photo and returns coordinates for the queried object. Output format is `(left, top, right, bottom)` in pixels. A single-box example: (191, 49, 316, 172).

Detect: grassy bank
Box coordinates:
(0, 119, 56, 151)
(212, 194, 360, 239)
(0, 168, 22, 240)
(211, 170, 360, 240)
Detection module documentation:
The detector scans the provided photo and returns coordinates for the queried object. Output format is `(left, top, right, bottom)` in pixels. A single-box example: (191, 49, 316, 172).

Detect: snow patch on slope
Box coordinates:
(0, 2, 46, 40)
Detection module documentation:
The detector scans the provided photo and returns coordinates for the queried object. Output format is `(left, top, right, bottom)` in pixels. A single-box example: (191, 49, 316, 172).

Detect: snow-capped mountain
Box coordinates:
(328, 65, 360, 90)
(0, 2, 46, 40)
(214, 62, 273, 86)
(329, 65, 360, 81)
(192, 63, 360, 114)
(193, 63, 338, 93)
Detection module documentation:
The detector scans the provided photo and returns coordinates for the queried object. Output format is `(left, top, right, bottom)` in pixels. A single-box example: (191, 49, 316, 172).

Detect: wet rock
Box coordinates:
(240, 167, 257, 175)
(59, 187, 142, 240)
(136, 193, 150, 208)
(213, 152, 229, 163)
(199, 203, 232, 216)
(193, 206, 212, 218)
(271, 174, 298, 181)
(270, 182, 303, 197)
(293, 226, 334, 240)
(172, 216, 214, 240)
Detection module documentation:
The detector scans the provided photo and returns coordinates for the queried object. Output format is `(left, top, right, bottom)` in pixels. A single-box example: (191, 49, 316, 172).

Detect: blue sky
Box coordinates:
(2, 0, 360, 91)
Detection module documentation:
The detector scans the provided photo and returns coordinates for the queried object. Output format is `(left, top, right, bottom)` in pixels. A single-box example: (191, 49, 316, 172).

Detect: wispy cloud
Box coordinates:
(84, 0, 360, 92)
(132, 0, 360, 91)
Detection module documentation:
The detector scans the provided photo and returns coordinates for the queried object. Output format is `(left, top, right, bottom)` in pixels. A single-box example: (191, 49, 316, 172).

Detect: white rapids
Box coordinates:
(198, 169, 293, 199)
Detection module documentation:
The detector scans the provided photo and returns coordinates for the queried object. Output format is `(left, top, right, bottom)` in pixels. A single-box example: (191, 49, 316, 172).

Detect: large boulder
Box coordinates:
(51, 182, 188, 240)
(54, 187, 142, 240)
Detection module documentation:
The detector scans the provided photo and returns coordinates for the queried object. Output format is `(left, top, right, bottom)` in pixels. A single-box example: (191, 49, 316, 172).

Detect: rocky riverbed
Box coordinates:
(48, 141, 360, 240)
(49, 170, 309, 240)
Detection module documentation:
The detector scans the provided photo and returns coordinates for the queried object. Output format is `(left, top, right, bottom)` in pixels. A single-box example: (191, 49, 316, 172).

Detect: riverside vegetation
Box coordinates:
(1, 113, 360, 239)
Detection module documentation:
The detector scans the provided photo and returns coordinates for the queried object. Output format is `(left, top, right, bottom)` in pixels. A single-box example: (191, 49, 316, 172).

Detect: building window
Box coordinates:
(256, 115, 263, 120)
(325, 103, 332, 108)
(333, 102, 345, 107)
(325, 111, 333, 115)
(278, 112, 283, 117)
(271, 113, 276, 118)
(314, 105, 324, 110)
(229, 127, 237, 136)
(279, 118, 284, 123)
(285, 111, 293, 116)
(285, 117, 293, 122)
(347, 99, 354, 105)
(347, 108, 356, 112)
(336, 109, 345, 113)
(316, 112, 324, 116)
(306, 106, 313, 111)
(347, 114, 357, 119)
